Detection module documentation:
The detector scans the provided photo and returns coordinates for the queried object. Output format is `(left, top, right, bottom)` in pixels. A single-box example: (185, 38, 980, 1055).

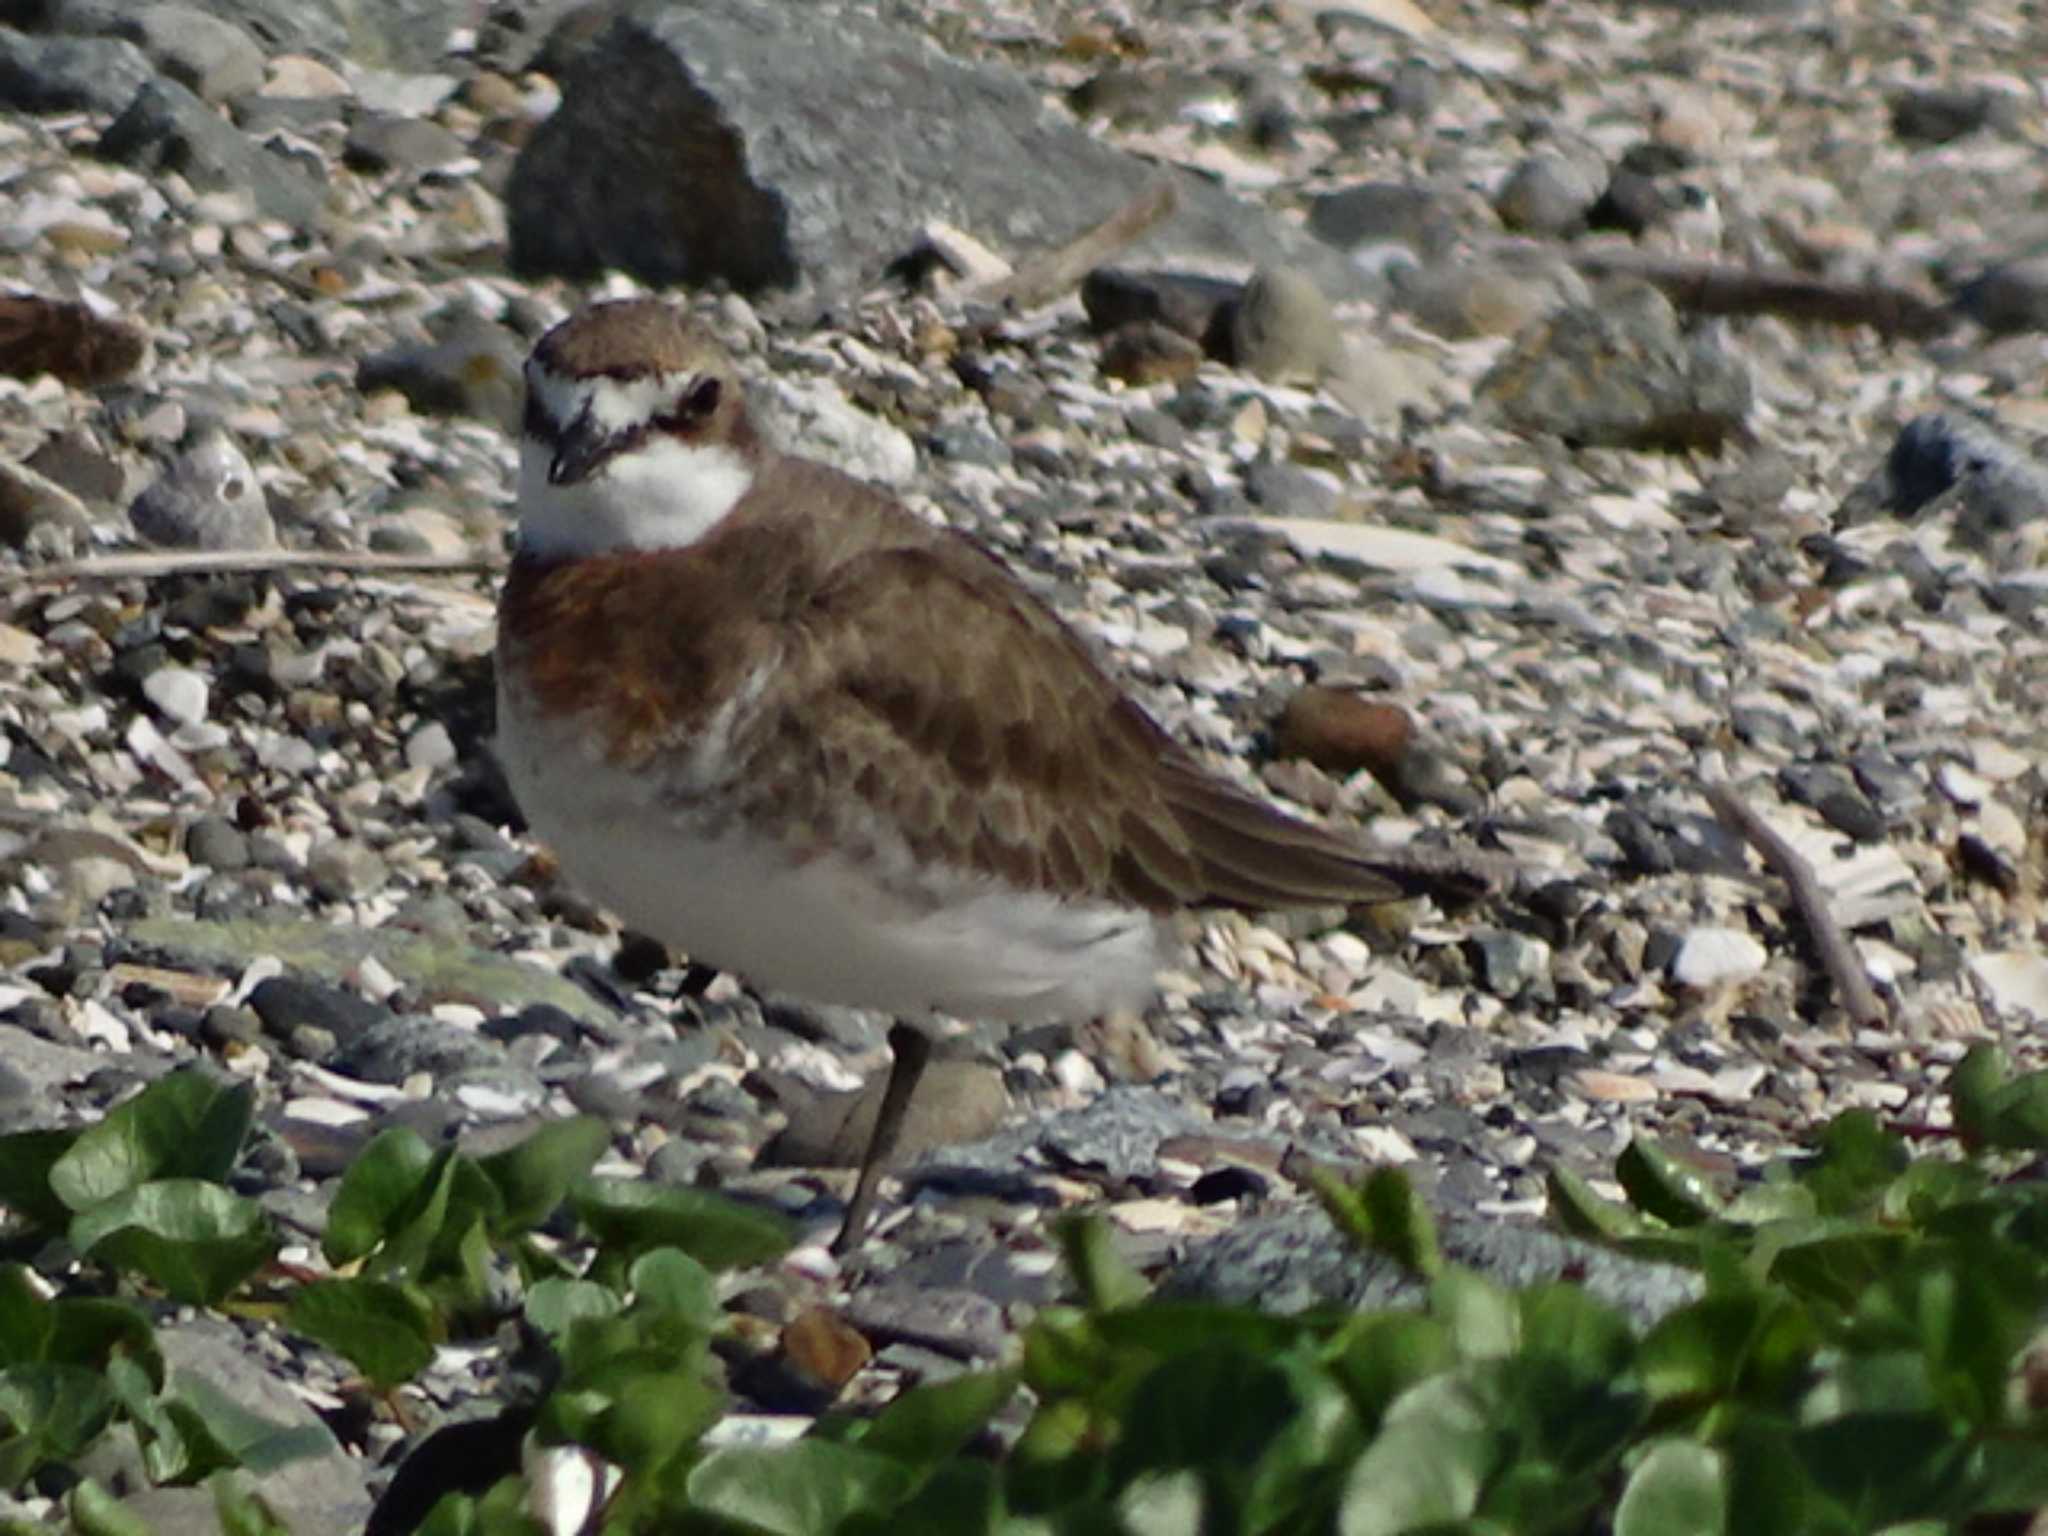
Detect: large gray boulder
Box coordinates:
(507, 0, 1369, 309)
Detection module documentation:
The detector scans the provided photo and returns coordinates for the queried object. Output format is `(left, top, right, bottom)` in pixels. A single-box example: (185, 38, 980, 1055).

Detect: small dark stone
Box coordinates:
(247, 976, 389, 1046)
(1191, 1165, 1270, 1204)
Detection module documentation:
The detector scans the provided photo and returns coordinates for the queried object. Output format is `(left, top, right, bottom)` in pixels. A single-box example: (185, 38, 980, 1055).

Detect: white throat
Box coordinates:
(516, 433, 754, 557)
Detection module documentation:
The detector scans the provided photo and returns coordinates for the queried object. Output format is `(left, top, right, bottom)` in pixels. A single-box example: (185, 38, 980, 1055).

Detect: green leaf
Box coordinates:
(0, 1127, 79, 1231)
(47, 1297, 162, 1385)
(69, 1180, 275, 1304)
(1059, 1215, 1150, 1313)
(626, 1248, 717, 1328)
(856, 1369, 1019, 1465)
(1111, 1341, 1297, 1481)
(1547, 1166, 1652, 1241)
(571, 1177, 794, 1271)
(526, 1277, 621, 1340)
(49, 1071, 253, 1211)
(323, 1127, 437, 1268)
(67, 1479, 153, 1536)
(1517, 1283, 1636, 1378)
(1638, 1292, 1816, 1411)
(1950, 1046, 2048, 1151)
(0, 1363, 115, 1485)
(478, 1117, 610, 1236)
(211, 1473, 294, 1536)
(1793, 1413, 1975, 1527)
(841, 1459, 1001, 1536)
(1305, 1162, 1442, 1277)
(1327, 1313, 1454, 1430)
(289, 1279, 437, 1390)
(1616, 1440, 1726, 1536)
(1616, 1142, 1722, 1227)
(1337, 1374, 1498, 1536)
(686, 1441, 914, 1535)
(1093, 1303, 1315, 1361)
(1432, 1268, 1518, 1362)
(0, 1269, 50, 1367)
(1797, 1113, 1907, 1218)
(1769, 1229, 1914, 1316)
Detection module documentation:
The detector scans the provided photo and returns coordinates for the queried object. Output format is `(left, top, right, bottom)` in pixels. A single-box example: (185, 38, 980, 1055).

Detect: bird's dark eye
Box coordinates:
(680, 376, 720, 420)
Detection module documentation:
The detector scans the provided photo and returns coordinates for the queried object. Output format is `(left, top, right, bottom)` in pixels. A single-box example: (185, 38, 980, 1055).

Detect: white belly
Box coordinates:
(495, 687, 1169, 1024)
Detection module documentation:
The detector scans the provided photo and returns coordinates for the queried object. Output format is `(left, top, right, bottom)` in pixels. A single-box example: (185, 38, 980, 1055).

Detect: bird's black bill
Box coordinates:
(548, 408, 620, 486)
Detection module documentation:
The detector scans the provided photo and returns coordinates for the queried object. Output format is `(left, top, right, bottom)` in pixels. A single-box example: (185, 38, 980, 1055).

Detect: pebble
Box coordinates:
(141, 665, 209, 726)
(1669, 927, 1769, 988)
(306, 839, 391, 902)
(1230, 265, 1344, 384)
(128, 428, 275, 550)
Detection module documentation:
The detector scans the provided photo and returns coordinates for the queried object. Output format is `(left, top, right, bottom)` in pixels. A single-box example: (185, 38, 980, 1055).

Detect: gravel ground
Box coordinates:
(3, 0, 2047, 1524)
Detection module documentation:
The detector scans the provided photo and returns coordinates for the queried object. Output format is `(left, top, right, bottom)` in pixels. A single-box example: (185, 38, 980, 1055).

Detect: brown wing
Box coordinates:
(740, 530, 1422, 915)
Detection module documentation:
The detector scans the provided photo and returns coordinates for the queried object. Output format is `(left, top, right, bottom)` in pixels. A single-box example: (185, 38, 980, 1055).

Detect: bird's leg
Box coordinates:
(830, 1021, 934, 1256)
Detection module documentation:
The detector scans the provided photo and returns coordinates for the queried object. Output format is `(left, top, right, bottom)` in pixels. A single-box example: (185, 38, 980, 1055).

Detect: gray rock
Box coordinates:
(124, 913, 620, 1028)
(343, 109, 469, 174)
(24, 430, 130, 507)
(1393, 250, 1588, 340)
(156, 1318, 372, 1532)
(129, 428, 276, 551)
(1081, 267, 1240, 352)
(0, 457, 92, 557)
(247, 974, 390, 1047)
(1231, 265, 1344, 384)
(1244, 459, 1339, 520)
(306, 838, 390, 901)
(97, 79, 326, 228)
(0, 27, 152, 114)
(842, 1284, 1010, 1361)
(109, 0, 474, 72)
(1478, 281, 1752, 452)
(1954, 256, 2048, 335)
(111, 3, 266, 101)
(1890, 86, 2022, 145)
(1469, 929, 1552, 997)
(1839, 411, 2048, 545)
(756, 1056, 1007, 1170)
(141, 664, 209, 726)
(507, 0, 1369, 308)
(1494, 153, 1603, 234)
(1307, 181, 1458, 258)
(184, 815, 250, 871)
(1164, 1208, 1703, 1331)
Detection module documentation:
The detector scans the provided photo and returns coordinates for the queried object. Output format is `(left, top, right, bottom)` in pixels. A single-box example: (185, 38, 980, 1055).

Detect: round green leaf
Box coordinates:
(1617, 1441, 1727, 1536)
(68, 1181, 276, 1305)
(50, 1072, 253, 1211)
(288, 1278, 437, 1390)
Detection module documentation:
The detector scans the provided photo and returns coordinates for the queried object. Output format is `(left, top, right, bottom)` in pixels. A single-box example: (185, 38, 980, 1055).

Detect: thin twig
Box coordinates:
(1571, 250, 1953, 342)
(968, 180, 1179, 313)
(1702, 779, 1889, 1028)
(19, 547, 504, 583)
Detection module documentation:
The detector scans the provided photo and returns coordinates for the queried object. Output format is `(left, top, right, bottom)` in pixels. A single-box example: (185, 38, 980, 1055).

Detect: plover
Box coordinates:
(495, 298, 1472, 1253)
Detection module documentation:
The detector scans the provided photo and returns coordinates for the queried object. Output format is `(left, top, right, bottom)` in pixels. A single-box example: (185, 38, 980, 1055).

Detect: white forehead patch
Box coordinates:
(527, 362, 684, 435)
(516, 434, 753, 558)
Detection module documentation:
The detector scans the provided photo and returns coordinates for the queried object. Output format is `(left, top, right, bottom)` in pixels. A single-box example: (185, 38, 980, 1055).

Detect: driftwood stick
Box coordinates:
(1571, 250, 1953, 342)
(969, 180, 1179, 313)
(19, 548, 503, 583)
(1703, 780, 1889, 1027)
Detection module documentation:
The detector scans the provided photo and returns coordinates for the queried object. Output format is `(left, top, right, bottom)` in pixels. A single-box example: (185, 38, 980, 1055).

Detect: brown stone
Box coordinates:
(1274, 687, 1413, 785)
(781, 1305, 871, 1391)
